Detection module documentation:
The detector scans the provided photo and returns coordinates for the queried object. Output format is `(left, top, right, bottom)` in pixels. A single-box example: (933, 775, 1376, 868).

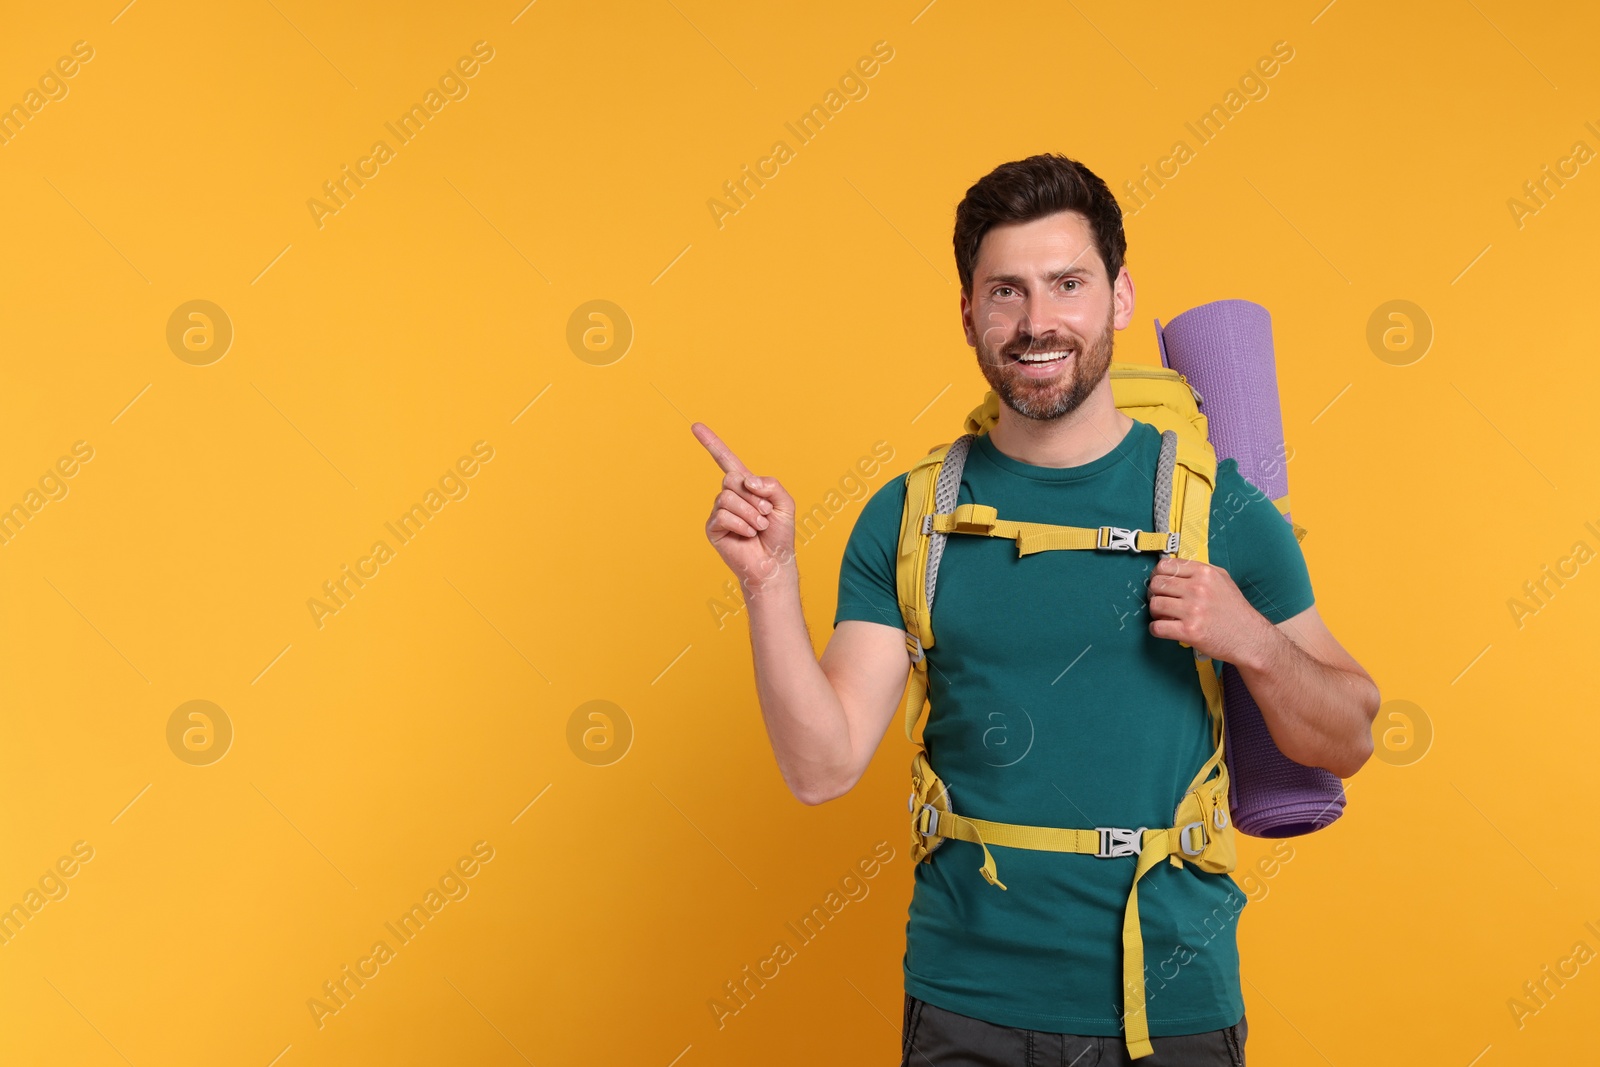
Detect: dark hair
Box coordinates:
(952, 153, 1127, 296)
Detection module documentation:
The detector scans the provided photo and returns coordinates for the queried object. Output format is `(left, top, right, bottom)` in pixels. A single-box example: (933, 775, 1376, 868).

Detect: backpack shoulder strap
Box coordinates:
(894, 435, 975, 743)
(1107, 364, 1217, 563)
(1136, 387, 1231, 845)
(1100, 367, 1231, 832)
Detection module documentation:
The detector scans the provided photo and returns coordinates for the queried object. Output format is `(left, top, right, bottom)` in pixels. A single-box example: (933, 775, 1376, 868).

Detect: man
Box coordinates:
(693, 153, 1378, 1066)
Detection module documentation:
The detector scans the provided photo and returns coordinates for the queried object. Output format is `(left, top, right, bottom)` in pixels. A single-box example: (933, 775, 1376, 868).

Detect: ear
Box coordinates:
(1112, 266, 1136, 331)
(960, 288, 977, 347)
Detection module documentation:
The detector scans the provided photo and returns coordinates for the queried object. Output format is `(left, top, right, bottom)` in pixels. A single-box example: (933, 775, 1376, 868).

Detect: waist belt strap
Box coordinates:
(911, 798, 1201, 1059)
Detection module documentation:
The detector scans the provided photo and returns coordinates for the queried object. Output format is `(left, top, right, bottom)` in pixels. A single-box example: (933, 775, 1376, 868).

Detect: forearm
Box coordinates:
(1231, 618, 1378, 778)
(742, 561, 853, 804)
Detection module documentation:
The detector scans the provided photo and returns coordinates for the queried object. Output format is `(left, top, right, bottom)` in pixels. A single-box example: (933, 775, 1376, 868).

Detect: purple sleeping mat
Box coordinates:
(1154, 299, 1346, 838)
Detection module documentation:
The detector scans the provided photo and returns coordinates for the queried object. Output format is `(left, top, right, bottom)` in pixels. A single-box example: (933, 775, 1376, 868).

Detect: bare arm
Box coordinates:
(1146, 555, 1379, 779)
(693, 422, 907, 805)
(744, 567, 906, 804)
(1228, 604, 1380, 779)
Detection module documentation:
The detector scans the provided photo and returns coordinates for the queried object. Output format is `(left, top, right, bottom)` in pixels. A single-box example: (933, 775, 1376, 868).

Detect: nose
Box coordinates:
(1020, 289, 1062, 343)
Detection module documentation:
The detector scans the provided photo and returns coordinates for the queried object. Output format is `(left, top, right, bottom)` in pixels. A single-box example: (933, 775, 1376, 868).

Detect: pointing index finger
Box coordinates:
(691, 422, 751, 476)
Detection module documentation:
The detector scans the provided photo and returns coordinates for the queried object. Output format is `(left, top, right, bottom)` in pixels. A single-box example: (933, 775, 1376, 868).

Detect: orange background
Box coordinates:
(0, 1, 1595, 1064)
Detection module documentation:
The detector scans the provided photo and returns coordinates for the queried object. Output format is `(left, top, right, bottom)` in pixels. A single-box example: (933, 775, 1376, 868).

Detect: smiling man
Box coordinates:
(694, 152, 1378, 1067)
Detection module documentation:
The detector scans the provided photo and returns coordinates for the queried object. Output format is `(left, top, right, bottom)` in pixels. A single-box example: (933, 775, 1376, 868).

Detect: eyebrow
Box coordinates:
(981, 263, 1098, 287)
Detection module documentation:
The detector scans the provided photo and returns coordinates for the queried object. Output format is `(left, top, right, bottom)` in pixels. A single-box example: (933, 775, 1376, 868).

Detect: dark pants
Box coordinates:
(901, 993, 1246, 1067)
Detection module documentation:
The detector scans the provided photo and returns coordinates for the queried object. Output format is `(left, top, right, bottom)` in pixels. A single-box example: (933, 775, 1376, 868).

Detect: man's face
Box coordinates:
(961, 210, 1133, 421)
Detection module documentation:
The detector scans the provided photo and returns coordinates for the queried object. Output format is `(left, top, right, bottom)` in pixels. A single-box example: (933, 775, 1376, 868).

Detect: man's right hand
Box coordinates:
(692, 422, 797, 591)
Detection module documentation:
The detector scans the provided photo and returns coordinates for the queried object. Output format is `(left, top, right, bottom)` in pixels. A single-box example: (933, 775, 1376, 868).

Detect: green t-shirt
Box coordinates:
(832, 417, 1315, 1037)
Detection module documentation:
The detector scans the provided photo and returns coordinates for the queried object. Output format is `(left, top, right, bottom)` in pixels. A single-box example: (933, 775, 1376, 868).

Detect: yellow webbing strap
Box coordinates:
(896, 445, 948, 744)
(1189, 656, 1226, 783)
(929, 504, 1175, 556)
(916, 805, 1101, 889)
(1120, 827, 1183, 1059)
(913, 806, 1010, 889)
(912, 798, 1204, 1060)
(902, 658, 930, 743)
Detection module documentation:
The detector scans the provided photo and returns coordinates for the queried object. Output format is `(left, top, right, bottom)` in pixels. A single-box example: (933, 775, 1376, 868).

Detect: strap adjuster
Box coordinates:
(1095, 826, 1147, 858)
(905, 631, 925, 664)
(913, 802, 941, 836)
(1094, 527, 1181, 553)
(1179, 820, 1207, 856)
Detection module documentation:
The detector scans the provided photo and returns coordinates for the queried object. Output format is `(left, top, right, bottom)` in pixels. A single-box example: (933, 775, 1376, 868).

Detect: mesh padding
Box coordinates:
(926, 434, 973, 613)
(1154, 430, 1177, 550)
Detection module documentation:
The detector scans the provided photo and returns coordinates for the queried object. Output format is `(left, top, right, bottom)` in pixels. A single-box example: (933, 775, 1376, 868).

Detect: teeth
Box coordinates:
(1017, 350, 1072, 364)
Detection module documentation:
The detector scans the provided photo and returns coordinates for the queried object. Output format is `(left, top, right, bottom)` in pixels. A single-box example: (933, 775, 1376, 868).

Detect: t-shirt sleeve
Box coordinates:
(833, 473, 909, 631)
(1211, 458, 1315, 625)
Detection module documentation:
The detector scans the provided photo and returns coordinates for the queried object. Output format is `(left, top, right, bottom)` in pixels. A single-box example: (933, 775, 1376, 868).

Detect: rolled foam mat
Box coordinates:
(1154, 299, 1346, 837)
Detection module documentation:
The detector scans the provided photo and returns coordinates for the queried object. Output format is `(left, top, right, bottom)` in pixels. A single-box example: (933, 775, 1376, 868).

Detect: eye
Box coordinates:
(994, 286, 1015, 298)
(1059, 279, 1079, 292)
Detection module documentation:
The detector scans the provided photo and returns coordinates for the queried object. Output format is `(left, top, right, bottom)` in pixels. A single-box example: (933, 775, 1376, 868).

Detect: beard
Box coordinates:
(975, 301, 1116, 421)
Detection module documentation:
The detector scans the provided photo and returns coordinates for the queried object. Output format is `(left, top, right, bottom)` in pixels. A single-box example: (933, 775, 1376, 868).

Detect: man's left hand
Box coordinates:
(1146, 556, 1271, 664)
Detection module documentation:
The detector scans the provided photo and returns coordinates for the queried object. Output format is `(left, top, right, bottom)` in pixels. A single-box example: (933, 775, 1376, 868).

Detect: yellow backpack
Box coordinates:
(895, 361, 1293, 1060)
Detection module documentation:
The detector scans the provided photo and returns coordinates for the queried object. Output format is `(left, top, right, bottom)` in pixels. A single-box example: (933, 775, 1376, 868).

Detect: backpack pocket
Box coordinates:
(1175, 769, 1237, 874)
(909, 748, 952, 864)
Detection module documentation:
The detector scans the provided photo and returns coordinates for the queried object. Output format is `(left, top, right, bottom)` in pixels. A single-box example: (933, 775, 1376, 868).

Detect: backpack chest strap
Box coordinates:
(927, 503, 1180, 556)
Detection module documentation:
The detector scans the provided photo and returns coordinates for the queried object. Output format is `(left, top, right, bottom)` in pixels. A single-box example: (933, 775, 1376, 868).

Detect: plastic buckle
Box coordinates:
(905, 631, 925, 665)
(1163, 531, 1180, 554)
(916, 803, 941, 836)
(922, 514, 934, 535)
(1179, 821, 1207, 856)
(1095, 826, 1146, 858)
(1097, 526, 1142, 552)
